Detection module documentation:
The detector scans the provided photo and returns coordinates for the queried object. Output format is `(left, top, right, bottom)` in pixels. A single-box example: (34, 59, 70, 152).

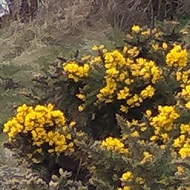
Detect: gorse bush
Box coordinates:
(3, 24, 190, 189)
(3, 104, 74, 154)
(26, 22, 190, 138)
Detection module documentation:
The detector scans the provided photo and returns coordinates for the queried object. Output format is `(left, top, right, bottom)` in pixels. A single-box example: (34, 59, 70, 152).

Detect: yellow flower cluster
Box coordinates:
(118, 85, 153, 111)
(119, 84, 154, 109)
(120, 171, 133, 182)
(96, 50, 127, 103)
(92, 44, 105, 51)
(140, 151, 154, 164)
(175, 139, 190, 159)
(151, 42, 168, 51)
(140, 85, 155, 99)
(76, 93, 86, 101)
(104, 50, 127, 69)
(97, 78, 117, 103)
(118, 170, 145, 190)
(139, 27, 162, 39)
(126, 46, 140, 57)
(180, 123, 190, 135)
(150, 106, 179, 143)
(63, 62, 89, 82)
(176, 69, 190, 86)
(179, 145, 190, 159)
(101, 137, 128, 154)
(76, 93, 86, 112)
(117, 87, 130, 100)
(3, 104, 74, 154)
(166, 45, 187, 68)
(180, 85, 190, 101)
(126, 94, 142, 108)
(118, 186, 131, 190)
(173, 135, 186, 148)
(130, 58, 161, 84)
(150, 106, 179, 133)
(173, 123, 190, 158)
(96, 49, 160, 112)
(175, 70, 190, 110)
(46, 131, 73, 154)
(132, 25, 141, 33)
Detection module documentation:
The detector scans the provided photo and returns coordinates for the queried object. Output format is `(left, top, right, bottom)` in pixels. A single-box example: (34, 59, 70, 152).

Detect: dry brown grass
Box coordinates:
(33, 0, 190, 32)
(0, 0, 189, 67)
(2, 0, 190, 39)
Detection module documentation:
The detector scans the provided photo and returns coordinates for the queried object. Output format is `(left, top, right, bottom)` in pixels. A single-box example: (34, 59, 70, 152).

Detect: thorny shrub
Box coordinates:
(3, 24, 190, 189)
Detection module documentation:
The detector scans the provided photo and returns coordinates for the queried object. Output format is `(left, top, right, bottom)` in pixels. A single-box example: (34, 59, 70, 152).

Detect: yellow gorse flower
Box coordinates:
(127, 46, 140, 57)
(101, 137, 128, 154)
(149, 106, 179, 145)
(63, 62, 89, 82)
(179, 143, 190, 159)
(78, 104, 85, 112)
(3, 104, 74, 155)
(150, 106, 179, 134)
(96, 49, 160, 108)
(117, 87, 130, 100)
(120, 171, 133, 182)
(131, 131, 139, 137)
(180, 124, 190, 135)
(118, 186, 131, 190)
(180, 83, 190, 102)
(152, 43, 159, 51)
(166, 45, 187, 68)
(177, 166, 185, 174)
(132, 25, 141, 33)
(173, 121, 190, 159)
(173, 135, 186, 148)
(76, 94, 86, 101)
(141, 30, 150, 36)
(140, 85, 155, 99)
(140, 151, 154, 164)
(162, 42, 168, 50)
(180, 70, 190, 85)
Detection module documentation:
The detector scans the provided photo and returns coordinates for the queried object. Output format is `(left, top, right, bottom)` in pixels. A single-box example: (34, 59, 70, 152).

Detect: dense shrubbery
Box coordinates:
(1, 0, 190, 128)
(2, 24, 190, 189)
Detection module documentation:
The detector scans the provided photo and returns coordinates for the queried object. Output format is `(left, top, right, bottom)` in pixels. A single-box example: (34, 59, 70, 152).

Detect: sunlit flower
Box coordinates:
(121, 171, 133, 182)
(132, 25, 141, 33)
(101, 137, 128, 154)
